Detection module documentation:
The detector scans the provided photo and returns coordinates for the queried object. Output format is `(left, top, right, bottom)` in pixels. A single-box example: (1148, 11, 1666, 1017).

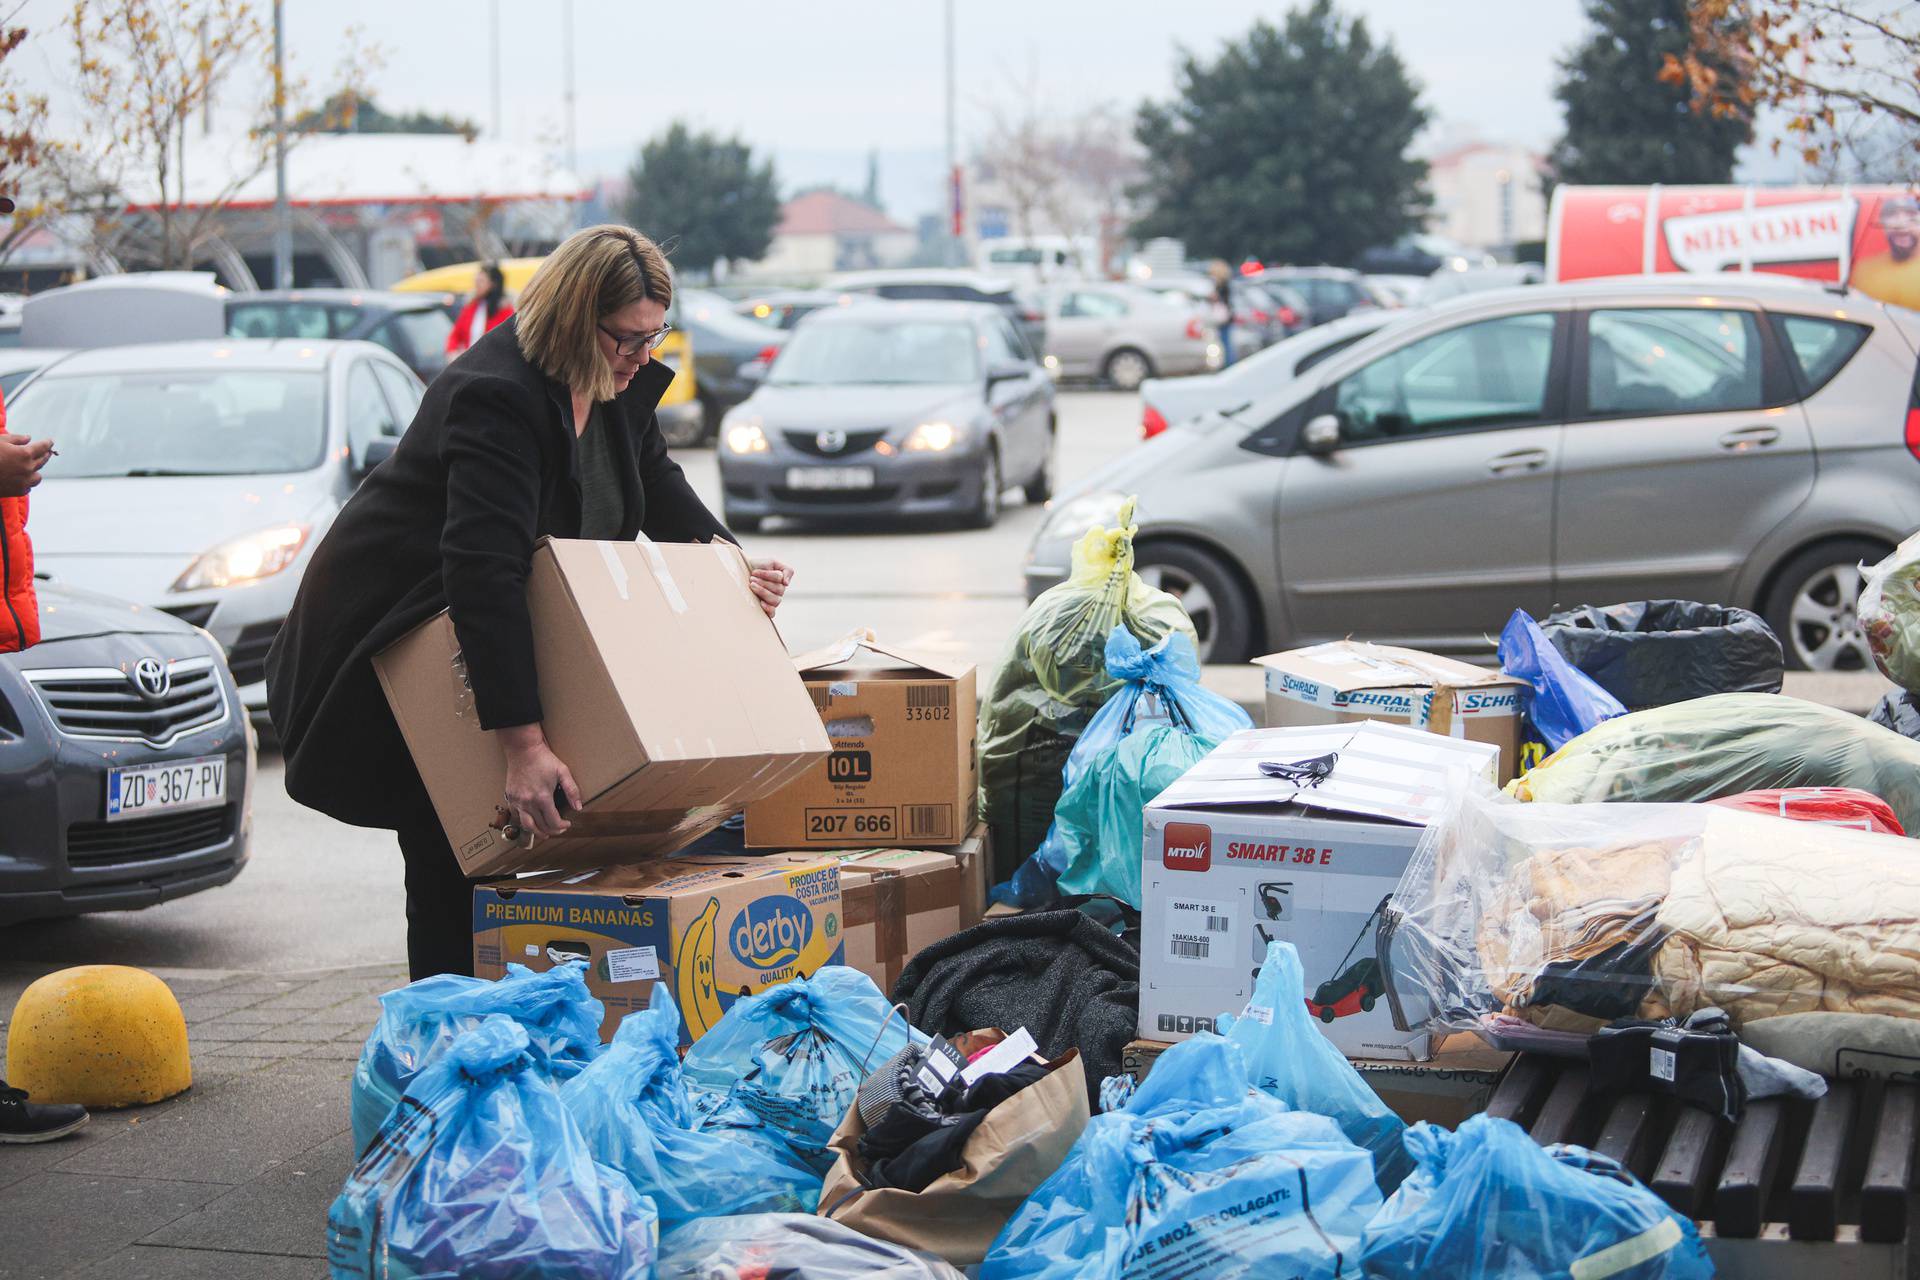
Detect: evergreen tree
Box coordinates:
(625, 122, 781, 274)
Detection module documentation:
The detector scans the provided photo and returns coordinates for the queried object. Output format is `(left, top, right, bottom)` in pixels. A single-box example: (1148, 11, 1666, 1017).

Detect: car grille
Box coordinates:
(783, 429, 889, 458)
(771, 486, 902, 506)
(25, 656, 228, 747)
(227, 619, 282, 687)
(66, 805, 235, 870)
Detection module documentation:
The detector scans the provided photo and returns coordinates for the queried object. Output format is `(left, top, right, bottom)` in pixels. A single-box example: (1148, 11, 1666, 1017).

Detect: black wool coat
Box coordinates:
(265, 317, 733, 829)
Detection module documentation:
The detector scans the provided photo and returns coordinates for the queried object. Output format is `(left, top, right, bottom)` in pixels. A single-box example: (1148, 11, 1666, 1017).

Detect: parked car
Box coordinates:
(718, 301, 1055, 530)
(671, 287, 792, 446)
(975, 235, 1095, 284)
(11, 339, 425, 713)
(734, 289, 872, 330)
(1258, 266, 1392, 327)
(1032, 282, 1218, 390)
(1365, 274, 1430, 307)
(226, 289, 457, 383)
(0, 578, 252, 925)
(1135, 274, 1278, 358)
(1026, 275, 1920, 669)
(1421, 263, 1545, 303)
(1356, 234, 1498, 277)
(0, 347, 71, 397)
(825, 268, 1047, 357)
(1139, 310, 1405, 438)
(388, 257, 546, 299)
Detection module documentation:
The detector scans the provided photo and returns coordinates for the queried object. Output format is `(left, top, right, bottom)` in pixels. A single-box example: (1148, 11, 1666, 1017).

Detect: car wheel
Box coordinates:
(1135, 541, 1255, 664)
(1762, 537, 1888, 671)
(724, 508, 762, 534)
(964, 446, 1002, 530)
(1022, 420, 1056, 505)
(661, 400, 711, 449)
(1103, 347, 1154, 392)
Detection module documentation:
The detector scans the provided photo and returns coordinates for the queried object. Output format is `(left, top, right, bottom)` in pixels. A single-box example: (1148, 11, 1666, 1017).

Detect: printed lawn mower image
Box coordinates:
(1304, 894, 1391, 1023)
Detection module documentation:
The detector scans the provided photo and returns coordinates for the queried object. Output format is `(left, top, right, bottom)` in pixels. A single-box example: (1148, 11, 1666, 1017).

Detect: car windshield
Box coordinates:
(17, 369, 327, 477)
(769, 321, 980, 386)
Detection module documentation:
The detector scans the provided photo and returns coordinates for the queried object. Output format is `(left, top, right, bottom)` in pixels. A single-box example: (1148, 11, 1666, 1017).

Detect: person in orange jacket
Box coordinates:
(0, 384, 52, 653)
(445, 261, 515, 358)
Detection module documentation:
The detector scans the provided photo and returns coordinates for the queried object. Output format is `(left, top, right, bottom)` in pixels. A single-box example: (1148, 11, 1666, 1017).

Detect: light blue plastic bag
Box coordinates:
(656, 1214, 967, 1279)
(982, 1035, 1382, 1280)
(1499, 608, 1628, 752)
(1360, 1114, 1714, 1279)
(1054, 725, 1218, 908)
(560, 985, 822, 1230)
(350, 963, 604, 1155)
(1000, 627, 1251, 907)
(328, 1015, 658, 1280)
(679, 965, 923, 1162)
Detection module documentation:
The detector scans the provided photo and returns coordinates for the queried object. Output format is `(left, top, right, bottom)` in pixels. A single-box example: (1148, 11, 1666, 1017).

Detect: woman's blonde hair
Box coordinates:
(515, 224, 673, 401)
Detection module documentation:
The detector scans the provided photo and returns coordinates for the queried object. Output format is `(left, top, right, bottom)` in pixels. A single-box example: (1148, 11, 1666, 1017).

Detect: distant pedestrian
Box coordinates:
(1208, 259, 1237, 367)
(445, 261, 515, 358)
(0, 386, 51, 655)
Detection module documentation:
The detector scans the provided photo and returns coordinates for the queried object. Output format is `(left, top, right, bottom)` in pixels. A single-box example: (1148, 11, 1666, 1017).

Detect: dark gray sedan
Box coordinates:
(0, 580, 252, 925)
(716, 301, 1055, 530)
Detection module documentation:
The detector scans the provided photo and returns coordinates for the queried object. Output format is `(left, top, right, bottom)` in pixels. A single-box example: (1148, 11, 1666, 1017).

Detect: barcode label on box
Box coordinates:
(1206, 915, 1230, 932)
(808, 687, 832, 710)
(1165, 896, 1239, 967)
(1650, 1046, 1677, 1082)
(905, 804, 951, 839)
(906, 685, 951, 709)
(1170, 936, 1211, 960)
(605, 945, 660, 984)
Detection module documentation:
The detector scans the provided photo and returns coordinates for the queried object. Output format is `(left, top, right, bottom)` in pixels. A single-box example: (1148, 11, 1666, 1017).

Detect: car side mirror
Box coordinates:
(354, 435, 398, 479)
(986, 361, 1028, 388)
(1301, 414, 1342, 456)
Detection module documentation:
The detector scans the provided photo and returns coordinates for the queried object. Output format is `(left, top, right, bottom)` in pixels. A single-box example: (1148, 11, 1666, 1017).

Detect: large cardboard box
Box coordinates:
(745, 633, 977, 849)
(375, 537, 831, 877)
(1138, 720, 1499, 1060)
(472, 856, 844, 1044)
(1256, 642, 1527, 783)
(949, 823, 991, 931)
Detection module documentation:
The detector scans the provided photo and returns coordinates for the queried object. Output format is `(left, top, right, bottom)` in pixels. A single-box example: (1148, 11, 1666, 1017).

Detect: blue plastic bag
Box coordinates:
(350, 962, 604, 1155)
(982, 1035, 1382, 1280)
(656, 1214, 966, 1279)
(327, 1015, 658, 1280)
(1218, 941, 1411, 1190)
(560, 985, 822, 1230)
(1361, 1114, 1714, 1279)
(679, 965, 923, 1162)
(999, 628, 1251, 907)
(1054, 725, 1218, 908)
(1499, 609, 1629, 753)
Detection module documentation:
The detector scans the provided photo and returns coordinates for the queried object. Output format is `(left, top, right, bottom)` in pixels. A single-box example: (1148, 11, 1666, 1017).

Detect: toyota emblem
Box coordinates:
(132, 657, 171, 700)
(815, 429, 848, 454)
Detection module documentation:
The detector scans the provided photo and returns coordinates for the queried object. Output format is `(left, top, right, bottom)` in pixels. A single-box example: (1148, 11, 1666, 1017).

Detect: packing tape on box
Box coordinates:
(633, 534, 687, 613)
(598, 542, 631, 601)
(713, 541, 749, 589)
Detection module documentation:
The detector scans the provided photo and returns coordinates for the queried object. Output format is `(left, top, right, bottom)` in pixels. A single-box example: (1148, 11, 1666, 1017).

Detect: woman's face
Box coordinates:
(596, 297, 667, 393)
(471, 269, 490, 298)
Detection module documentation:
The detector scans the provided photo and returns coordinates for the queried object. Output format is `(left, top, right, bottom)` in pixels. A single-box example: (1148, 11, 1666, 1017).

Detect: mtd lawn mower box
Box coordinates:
(1138, 720, 1498, 1060)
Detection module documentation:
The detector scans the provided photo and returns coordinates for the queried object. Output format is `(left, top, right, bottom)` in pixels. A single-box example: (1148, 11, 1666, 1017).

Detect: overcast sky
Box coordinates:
(13, 0, 1595, 217)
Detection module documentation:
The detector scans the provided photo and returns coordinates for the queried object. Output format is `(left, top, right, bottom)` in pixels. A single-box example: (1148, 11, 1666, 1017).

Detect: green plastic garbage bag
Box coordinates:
(977, 498, 1194, 879)
(1054, 725, 1216, 909)
(1861, 531, 1920, 691)
(1510, 692, 1920, 834)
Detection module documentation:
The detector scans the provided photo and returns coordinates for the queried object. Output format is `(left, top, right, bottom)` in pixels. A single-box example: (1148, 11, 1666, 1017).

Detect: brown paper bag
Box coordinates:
(815, 1050, 1089, 1265)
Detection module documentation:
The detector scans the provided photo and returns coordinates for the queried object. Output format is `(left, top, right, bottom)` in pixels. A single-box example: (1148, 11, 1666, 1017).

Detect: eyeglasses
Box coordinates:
(598, 322, 673, 357)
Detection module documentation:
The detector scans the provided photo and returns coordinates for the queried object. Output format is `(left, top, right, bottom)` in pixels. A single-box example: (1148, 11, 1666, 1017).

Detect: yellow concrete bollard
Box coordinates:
(6, 965, 192, 1107)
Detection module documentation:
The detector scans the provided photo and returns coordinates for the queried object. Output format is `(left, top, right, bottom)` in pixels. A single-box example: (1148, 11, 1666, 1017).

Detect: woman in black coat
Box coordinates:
(265, 225, 792, 980)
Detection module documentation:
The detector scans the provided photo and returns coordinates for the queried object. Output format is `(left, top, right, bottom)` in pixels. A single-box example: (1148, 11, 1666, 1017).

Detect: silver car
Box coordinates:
(1025, 275, 1920, 670)
(1033, 282, 1219, 390)
(1139, 311, 1402, 438)
(11, 339, 425, 714)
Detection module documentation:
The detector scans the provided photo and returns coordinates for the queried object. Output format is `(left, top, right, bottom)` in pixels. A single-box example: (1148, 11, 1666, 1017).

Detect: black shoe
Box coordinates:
(0, 1080, 89, 1143)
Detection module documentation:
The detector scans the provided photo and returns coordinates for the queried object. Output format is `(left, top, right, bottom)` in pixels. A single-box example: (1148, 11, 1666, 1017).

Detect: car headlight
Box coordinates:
(725, 418, 769, 454)
(905, 421, 963, 452)
(170, 524, 310, 593)
(1040, 491, 1128, 543)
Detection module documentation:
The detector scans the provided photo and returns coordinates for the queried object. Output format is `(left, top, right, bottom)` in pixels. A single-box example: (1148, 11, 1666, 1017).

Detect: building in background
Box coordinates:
(1426, 141, 1549, 253)
(744, 190, 916, 280)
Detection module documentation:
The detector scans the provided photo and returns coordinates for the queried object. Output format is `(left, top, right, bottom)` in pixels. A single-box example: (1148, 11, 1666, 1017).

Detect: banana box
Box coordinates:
(472, 857, 843, 1044)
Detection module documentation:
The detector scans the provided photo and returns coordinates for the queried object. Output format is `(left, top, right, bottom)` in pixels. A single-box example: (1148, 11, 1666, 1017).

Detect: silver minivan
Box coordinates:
(1025, 275, 1920, 669)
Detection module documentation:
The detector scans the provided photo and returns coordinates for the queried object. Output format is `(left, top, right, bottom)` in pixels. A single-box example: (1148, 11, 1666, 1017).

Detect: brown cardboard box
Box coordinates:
(1121, 1033, 1510, 1128)
(1256, 641, 1528, 783)
(745, 632, 977, 849)
(752, 848, 962, 993)
(472, 856, 844, 1044)
(949, 823, 991, 930)
(374, 537, 830, 877)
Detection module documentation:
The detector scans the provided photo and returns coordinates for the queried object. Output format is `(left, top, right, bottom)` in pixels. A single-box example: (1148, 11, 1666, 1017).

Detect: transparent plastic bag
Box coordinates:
(1497, 608, 1627, 751)
(981, 1035, 1382, 1280)
(1383, 785, 1920, 1045)
(1860, 530, 1920, 691)
(351, 962, 604, 1155)
(1001, 627, 1251, 907)
(1707, 786, 1905, 836)
(559, 985, 821, 1230)
(655, 1214, 967, 1280)
(1509, 692, 1920, 835)
(1217, 941, 1410, 1190)
(1360, 1115, 1713, 1279)
(327, 1015, 658, 1280)
(978, 500, 1195, 878)
(679, 965, 924, 1162)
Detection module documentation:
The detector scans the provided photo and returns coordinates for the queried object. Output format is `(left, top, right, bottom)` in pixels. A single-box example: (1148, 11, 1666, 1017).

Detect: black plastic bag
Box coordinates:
(1870, 689, 1920, 740)
(1543, 600, 1783, 711)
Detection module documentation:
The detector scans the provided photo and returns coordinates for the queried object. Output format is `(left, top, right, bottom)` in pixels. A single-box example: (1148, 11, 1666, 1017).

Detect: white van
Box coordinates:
(976, 236, 1094, 284)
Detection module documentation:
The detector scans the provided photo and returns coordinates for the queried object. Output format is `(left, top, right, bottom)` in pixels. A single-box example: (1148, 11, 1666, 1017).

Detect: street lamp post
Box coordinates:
(271, 0, 292, 289)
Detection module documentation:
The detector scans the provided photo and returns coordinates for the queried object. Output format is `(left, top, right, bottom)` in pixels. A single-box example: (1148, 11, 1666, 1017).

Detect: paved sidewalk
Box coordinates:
(0, 962, 404, 1280)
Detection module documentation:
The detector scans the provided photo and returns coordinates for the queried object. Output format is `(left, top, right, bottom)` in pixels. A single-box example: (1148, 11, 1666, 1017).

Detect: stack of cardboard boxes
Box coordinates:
(375, 541, 984, 1046)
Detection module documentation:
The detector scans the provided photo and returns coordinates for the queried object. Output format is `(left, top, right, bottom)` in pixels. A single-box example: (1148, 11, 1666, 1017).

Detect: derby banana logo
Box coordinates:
(675, 897, 725, 1037)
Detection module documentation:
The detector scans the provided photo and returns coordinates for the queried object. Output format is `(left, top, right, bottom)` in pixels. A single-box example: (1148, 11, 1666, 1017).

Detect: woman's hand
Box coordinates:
(497, 723, 581, 838)
(748, 558, 794, 618)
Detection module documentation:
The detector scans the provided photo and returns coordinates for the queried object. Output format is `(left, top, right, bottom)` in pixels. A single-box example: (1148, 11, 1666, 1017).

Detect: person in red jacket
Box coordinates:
(0, 385, 52, 653)
(444, 261, 515, 358)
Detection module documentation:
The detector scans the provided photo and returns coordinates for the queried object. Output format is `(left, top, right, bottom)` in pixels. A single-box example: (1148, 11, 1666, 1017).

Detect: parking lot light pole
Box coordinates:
(271, 0, 292, 289)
